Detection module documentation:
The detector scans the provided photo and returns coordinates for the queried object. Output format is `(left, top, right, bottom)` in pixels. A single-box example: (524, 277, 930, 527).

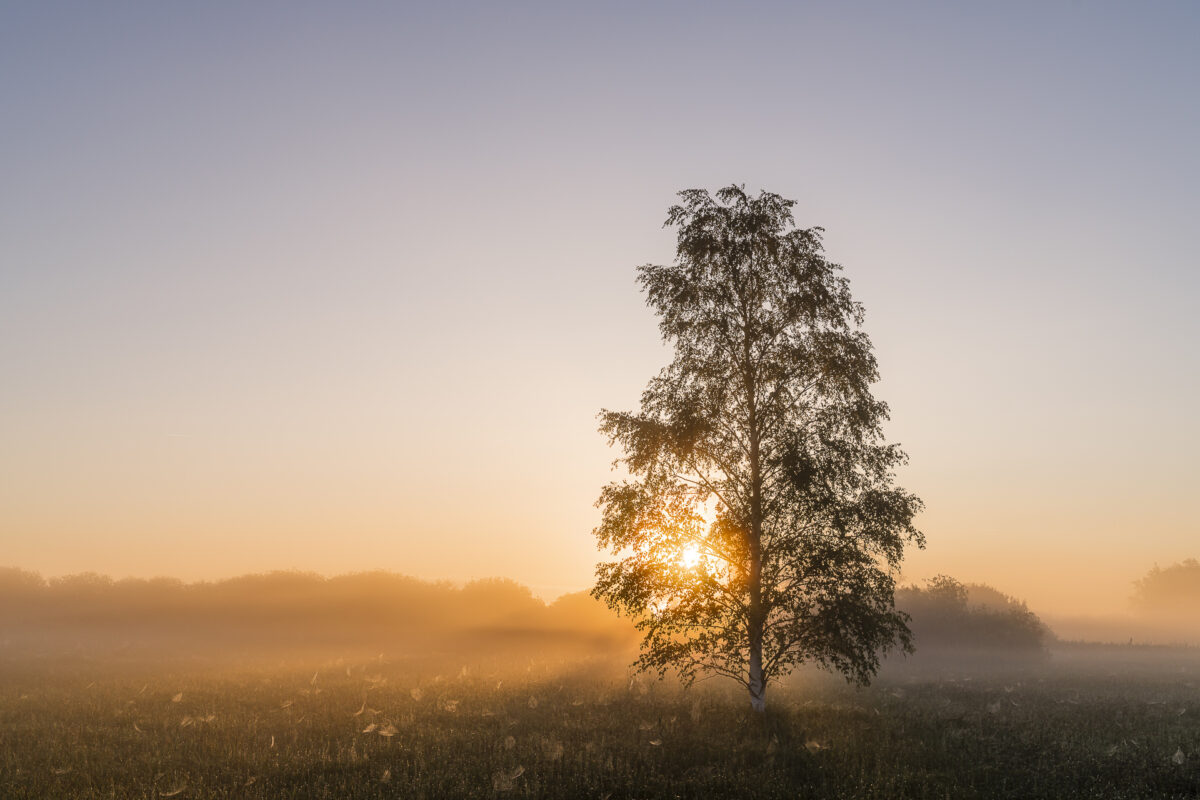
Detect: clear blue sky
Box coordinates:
(2, 2, 1197, 615)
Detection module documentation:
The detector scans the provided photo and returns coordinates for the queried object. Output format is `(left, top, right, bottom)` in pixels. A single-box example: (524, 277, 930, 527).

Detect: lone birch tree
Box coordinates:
(592, 185, 924, 712)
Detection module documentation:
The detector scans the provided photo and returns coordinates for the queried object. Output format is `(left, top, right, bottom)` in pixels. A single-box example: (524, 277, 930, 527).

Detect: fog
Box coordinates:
(0, 568, 637, 669)
(2, 565, 1197, 680)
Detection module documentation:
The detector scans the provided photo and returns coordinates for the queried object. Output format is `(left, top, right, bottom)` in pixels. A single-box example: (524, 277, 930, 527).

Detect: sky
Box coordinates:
(2, 2, 1197, 617)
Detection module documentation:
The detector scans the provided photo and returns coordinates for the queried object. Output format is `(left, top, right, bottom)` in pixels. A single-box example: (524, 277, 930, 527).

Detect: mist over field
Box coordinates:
(3, 564, 1197, 673)
(6, 566, 1200, 799)
(0, 568, 636, 667)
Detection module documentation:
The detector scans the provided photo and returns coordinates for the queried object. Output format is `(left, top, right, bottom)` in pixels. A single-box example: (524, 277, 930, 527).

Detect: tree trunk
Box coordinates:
(743, 296, 766, 713)
(748, 622, 766, 712)
(747, 429, 766, 712)
(744, 525, 763, 714)
(747, 514, 766, 713)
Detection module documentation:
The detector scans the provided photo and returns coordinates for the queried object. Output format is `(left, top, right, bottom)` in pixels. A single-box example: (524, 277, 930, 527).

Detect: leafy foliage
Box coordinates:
(593, 186, 923, 707)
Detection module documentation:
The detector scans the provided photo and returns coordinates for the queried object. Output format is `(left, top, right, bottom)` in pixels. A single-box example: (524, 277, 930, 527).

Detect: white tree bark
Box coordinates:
(749, 641, 766, 712)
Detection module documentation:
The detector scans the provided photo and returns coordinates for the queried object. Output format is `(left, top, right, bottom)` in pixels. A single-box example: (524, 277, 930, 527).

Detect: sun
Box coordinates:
(681, 544, 701, 569)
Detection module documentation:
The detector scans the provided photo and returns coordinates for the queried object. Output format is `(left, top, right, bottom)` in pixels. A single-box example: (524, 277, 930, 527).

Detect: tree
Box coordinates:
(592, 185, 924, 711)
(1132, 559, 1200, 619)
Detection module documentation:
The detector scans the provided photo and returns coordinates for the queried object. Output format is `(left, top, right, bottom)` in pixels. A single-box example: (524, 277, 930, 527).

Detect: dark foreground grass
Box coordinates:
(2, 653, 1200, 799)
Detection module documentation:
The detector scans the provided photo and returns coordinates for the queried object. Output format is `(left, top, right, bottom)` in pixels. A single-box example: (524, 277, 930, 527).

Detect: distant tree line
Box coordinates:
(0, 567, 1054, 663)
(0, 568, 634, 659)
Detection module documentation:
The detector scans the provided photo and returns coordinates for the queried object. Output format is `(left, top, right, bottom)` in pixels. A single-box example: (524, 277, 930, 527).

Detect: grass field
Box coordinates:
(3, 649, 1200, 799)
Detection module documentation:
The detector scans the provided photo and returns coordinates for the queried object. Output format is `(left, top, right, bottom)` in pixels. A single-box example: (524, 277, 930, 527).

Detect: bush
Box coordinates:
(895, 575, 1048, 654)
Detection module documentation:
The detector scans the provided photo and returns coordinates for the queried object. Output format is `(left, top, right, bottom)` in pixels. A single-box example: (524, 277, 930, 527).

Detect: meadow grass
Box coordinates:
(2, 651, 1199, 799)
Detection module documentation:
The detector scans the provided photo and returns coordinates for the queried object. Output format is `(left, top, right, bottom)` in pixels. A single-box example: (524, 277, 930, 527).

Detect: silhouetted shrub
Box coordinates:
(895, 575, 1048, 654)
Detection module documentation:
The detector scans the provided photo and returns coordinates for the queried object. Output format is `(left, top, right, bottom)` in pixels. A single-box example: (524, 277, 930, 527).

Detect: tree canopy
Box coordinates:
(1132, 559, 1200, 618)
(592, 185, 924, 710)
